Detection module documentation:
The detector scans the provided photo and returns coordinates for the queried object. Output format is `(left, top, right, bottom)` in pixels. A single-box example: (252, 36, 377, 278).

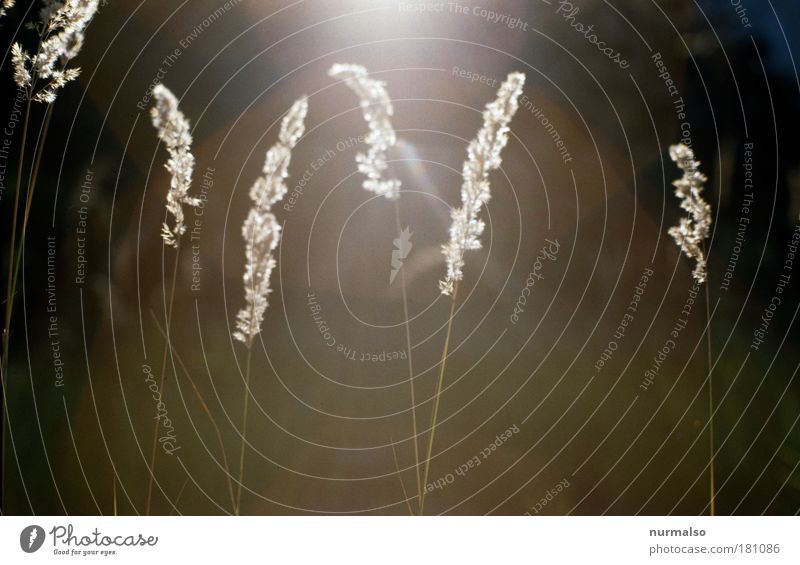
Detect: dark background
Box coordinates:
(1, 0, 798, 515)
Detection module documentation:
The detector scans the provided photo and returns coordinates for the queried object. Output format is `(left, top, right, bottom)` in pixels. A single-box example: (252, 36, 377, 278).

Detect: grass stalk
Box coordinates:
(0, 94, 31, 513)
(170, 478, 190, 516)
(149, 310, 236, 512)
(9, 103, 55, 314)
(1, 95, 52, 514)
(145, 241, 181, 515)
(419, 282, 459, 516)
(2, 31, 70, 377)
(2, 38, 64, 380)
(392, 199, 421, 513)
(234, 343, 254, 515)
(389, 436, 414, 516)
(704, 278, 715, 516)
(1, 96, 31, 378)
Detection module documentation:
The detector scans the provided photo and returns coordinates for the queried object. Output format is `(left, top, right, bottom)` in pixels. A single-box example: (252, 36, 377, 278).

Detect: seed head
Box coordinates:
(12, 0, 99, 103)
(150, 84, 199, 247)
(234, 97, 308, 344)
(329, 63, 401, 199)
(439, 72, 525, 295)
(668, 143, 712, 284)
(0, 0, 15, 19)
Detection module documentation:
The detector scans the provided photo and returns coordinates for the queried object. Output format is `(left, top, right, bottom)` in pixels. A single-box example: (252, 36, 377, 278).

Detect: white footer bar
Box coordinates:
(1, 516, 797, 564)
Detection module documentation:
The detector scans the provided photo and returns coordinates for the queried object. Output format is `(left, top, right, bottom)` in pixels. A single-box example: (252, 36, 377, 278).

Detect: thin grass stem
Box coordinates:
(149, 310, 236, 512)
(9, 103, 54, 331)
(145, 241, 181, 515)
(389, 436, 414, 516)
(1, 96, 31, 377)
(392, 199, 421, 513)
(170, 478, 190, 516)
(234, 343, 254, 515)
(704, 273, 715, 516)
(0, 95, 31, 512)
(419, 282, 459, 516)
